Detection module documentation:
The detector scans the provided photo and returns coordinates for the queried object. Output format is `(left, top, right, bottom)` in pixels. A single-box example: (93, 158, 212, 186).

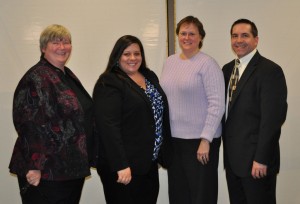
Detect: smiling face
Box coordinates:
(119, 43, 142, 76)
(231, 23, 258, 58)
(42, 37, 72, 69)
(178, 23, 202, 55)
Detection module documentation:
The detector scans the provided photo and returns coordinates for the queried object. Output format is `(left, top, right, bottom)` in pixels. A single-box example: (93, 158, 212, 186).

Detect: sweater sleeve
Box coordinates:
(199, 59, 225, 142)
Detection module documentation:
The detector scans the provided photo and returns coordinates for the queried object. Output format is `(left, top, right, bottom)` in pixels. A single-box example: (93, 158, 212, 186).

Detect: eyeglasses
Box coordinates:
(179, 32, 197, 38)
(50, 39, 71, 47)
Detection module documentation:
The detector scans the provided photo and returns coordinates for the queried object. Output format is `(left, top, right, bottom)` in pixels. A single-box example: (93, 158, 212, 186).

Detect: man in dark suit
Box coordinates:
(222, 19, 287, 204)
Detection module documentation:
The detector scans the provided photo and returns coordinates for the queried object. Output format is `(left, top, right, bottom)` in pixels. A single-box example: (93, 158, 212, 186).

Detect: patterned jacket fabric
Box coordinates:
(9, 57, 91, 180)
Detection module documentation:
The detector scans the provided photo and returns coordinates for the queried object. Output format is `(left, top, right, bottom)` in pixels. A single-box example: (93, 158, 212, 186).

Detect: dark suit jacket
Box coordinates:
(93, 67, 173, 175)
(222, 51, 287, 177)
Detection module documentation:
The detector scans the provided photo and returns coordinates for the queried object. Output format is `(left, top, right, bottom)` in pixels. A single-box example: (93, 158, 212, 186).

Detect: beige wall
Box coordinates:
(1, 0, 299, 203)
(175, 1, 300, 203)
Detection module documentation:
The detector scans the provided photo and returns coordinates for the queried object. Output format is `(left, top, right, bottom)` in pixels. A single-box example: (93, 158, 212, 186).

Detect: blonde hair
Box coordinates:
(39, 24, 72, 52)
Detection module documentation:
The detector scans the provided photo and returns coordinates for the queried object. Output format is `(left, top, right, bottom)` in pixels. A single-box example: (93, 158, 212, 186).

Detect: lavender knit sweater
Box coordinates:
(160, 52, 225, 142)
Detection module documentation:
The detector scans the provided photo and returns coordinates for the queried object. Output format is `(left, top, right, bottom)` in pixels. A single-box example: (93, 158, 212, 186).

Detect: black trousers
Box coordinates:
(18, 177, 85, 204)
(226, 164, 277, 204)
(97, 162, 159, 204)
(168, 137, 221, 204)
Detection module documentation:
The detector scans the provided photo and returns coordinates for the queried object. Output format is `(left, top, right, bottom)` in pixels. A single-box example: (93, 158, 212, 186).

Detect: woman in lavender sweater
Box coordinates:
(160, 16, 225, 204)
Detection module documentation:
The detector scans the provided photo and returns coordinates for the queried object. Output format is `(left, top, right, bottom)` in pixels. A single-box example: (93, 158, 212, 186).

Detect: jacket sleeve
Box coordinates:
(255, 64, 287, 165)
(93, 74, 129, 172)
(12, 73, 49, 172)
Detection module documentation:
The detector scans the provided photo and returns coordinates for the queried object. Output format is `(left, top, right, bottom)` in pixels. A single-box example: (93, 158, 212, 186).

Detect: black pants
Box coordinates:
(97, 162, 159, 204)
(226, 165, 277, 204)
(168, 137, 221, 204)
(18, 177, 85, 204)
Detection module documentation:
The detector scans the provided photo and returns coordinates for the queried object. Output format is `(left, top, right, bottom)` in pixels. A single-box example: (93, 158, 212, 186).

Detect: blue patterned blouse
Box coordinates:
(144, 78, 164, 160)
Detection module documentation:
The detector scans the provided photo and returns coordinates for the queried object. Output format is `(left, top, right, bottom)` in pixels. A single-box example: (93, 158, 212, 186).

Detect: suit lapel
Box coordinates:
(121, 69, 154, 111)
(228, 52, 261, 112)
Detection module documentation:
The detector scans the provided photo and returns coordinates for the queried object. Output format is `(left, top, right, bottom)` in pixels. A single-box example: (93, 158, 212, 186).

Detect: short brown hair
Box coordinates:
(176, 16, 206, 48)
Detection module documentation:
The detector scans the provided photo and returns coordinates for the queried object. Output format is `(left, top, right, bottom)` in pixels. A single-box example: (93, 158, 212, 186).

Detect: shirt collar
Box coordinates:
(238, 49, 257, 66)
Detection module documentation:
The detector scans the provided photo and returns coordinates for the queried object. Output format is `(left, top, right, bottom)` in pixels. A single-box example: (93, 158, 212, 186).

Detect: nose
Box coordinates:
(129, 54, 136, 60)
(58, 42, 66, 48)
(183, 34, 190, 39)
(236, 36, 244, 43)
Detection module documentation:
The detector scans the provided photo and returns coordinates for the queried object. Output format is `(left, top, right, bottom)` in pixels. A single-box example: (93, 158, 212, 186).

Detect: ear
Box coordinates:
(255, 36, 259, 44)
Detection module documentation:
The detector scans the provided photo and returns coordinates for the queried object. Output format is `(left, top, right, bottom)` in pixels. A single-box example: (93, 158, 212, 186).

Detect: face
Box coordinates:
(119, 43, 142, 76)
(42, 38, 72, 69)
(231, 23, 258, 58)
(178, 23, 202, 54)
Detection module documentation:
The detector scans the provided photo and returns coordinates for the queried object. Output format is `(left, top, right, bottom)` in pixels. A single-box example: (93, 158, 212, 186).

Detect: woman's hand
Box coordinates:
(117, 167, 132, 185)
(26, 170, 41, 186)
(197, 139, 210, 165)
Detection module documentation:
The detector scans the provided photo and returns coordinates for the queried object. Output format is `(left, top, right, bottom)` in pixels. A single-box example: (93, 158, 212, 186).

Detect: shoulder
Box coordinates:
(19, 61, 59, 86)
(253, 53, 284, 76)
(223, 59, 235, 68)
(165, 53, 180, 64)
(142, 68, 158, 82)
(197, 52, 216, 61)
(65, 67, 80, 81)
(93, 72, 125, 91)
(196, 52, 222, 73)
(222, 60, 235, 73)
(95, 72, 118, 85)
(93, 72, 124, 100)
(258, 55, 281, 69)
(99, 72, 118, 81)
(191, 52, 219, 68)
(195, 52, 214, 61)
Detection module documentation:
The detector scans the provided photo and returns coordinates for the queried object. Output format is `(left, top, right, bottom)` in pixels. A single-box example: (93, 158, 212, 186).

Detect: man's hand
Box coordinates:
(251, 161, 267, 179)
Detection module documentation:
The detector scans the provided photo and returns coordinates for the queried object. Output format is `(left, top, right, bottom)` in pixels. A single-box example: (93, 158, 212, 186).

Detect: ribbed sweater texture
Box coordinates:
(160, 52, 225, 141)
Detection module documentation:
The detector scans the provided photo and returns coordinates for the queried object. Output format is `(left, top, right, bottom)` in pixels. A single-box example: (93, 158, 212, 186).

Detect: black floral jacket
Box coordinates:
(9, 57, 91, 180)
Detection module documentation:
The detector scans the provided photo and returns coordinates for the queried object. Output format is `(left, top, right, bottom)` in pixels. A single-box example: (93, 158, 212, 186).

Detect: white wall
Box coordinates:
(1, 0, 299, 203)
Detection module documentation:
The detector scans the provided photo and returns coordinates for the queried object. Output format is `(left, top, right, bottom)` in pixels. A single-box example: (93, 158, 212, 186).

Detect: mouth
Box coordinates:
(56, 52, 67, 56)
(234, 43, 247, 49)
(183, 40, 192, 45)
(127, 61, 140, 66)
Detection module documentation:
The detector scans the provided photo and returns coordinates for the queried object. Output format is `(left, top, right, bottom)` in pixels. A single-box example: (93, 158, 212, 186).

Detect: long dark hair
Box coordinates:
(104, 35, 148, 74)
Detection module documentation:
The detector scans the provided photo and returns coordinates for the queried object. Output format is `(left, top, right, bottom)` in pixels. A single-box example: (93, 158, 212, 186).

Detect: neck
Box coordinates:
(43, 56, 65, 72)
(128, 71, 146, 89)
(180, 49, 200, 59)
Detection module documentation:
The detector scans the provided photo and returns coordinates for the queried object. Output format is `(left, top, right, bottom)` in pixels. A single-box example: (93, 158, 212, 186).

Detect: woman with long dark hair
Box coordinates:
(93, 35, 172, 204)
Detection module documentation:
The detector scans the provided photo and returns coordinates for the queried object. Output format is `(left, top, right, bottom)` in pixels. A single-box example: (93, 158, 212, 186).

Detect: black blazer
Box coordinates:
(93, 68, 172, 175)
(222, 51, 287, 177)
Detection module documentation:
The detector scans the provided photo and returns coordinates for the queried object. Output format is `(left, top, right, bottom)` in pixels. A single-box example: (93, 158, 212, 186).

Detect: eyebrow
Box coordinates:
(231, 32, 250, 36)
